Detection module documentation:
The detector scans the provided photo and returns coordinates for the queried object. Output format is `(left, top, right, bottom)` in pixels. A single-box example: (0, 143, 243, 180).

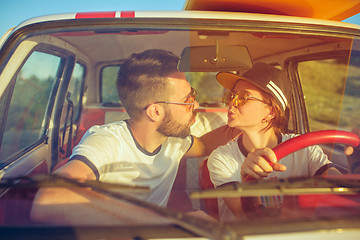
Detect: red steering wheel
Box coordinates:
(244, 130, 360, 181)
(241, 130, 360, 219)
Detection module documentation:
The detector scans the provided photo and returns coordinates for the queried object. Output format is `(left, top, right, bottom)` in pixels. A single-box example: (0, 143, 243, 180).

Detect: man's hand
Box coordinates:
(240, 147, 286, 180)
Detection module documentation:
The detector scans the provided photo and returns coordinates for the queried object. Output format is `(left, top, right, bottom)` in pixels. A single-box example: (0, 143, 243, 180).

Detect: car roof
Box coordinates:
(11, 10, 360, 33)
(2, 10, 358, 55)
(184, 0, 360, 21)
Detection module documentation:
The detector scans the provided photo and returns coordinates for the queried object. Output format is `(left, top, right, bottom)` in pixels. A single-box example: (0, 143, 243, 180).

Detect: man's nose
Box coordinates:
(194, 100, 200, 110)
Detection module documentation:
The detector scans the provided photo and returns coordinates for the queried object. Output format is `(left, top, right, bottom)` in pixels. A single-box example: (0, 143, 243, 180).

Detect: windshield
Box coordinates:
(1, 16, 360, 239)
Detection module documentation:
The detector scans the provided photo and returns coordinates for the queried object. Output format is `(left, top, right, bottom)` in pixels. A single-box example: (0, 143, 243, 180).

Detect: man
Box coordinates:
(31, 49, 237, 224)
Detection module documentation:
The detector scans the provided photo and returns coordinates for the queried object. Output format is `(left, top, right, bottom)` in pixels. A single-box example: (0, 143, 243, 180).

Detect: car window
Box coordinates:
(0, 51, 61, 163)
(185, 72, 225, 107)
(298, 53, 360, 132)
(101, 65, 121, 104)
(69, 63, 85, 120)
(59, 62, 85, 158)
(61, 62, 85, 124)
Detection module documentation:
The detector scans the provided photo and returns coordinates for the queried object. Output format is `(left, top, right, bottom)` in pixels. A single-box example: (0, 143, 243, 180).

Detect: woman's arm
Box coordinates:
(185, 125, 240, 158)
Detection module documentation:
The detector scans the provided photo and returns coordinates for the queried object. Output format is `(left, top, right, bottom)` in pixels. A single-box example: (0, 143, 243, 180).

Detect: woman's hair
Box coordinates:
(260, 91, 288, 134)
(116, 49, 180, 120)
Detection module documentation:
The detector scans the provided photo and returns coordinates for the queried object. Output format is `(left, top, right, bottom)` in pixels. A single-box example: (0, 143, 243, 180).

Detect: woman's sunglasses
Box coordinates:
(222, 90, 268, 107)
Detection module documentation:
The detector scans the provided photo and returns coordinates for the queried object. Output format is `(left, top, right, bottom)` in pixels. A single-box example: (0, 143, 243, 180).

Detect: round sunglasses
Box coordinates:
(223, 90, 268, 107)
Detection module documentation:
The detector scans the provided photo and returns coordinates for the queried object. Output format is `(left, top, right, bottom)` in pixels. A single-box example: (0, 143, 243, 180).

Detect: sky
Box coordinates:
(0, 0, 359, 38)
(0, 0, 185, 37)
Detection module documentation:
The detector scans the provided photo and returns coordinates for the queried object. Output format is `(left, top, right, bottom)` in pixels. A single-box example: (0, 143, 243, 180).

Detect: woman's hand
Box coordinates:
(240, 147, 287, 180)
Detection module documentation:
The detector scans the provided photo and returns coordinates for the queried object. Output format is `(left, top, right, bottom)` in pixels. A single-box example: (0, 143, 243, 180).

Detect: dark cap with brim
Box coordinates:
(216, 62, 292, 111)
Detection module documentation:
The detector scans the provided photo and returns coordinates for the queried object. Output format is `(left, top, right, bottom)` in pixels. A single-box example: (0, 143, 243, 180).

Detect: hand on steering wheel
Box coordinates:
(241, 148, 286, 180)
(243, 130, 360, 181)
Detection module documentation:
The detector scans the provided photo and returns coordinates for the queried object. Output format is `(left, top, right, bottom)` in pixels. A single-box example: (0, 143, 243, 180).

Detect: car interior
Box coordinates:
(0, 18, 360, 226)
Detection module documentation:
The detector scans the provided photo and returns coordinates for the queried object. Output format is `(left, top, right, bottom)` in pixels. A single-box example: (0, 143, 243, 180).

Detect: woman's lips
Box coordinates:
(228, 111, 235, 119)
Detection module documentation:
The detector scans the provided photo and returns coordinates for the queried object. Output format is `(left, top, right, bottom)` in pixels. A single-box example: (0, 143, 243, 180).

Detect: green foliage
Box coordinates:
(102, 66, 121, 103)
(185, 72, 224, 105)
(299, 59, 360, 131)
(7, 74, 53, 132)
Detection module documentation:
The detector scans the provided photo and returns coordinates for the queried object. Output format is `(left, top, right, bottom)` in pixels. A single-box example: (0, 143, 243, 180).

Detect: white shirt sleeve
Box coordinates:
(70, 124, 123, 176)
(208, 141, 244, 187)
(307, 144, 331, 175)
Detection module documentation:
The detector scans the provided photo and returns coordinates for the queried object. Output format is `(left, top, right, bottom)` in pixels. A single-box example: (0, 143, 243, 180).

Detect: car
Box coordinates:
(0, 0, 360, 239)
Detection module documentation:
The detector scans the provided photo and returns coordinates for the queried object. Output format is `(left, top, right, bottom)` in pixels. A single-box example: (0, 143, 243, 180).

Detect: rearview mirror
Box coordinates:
(178, 45, 252, 72)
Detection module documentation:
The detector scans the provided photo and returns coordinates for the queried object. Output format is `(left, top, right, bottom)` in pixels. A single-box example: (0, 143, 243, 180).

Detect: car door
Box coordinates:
(287, 37, 360, 173)
(0, 43, 77, 178)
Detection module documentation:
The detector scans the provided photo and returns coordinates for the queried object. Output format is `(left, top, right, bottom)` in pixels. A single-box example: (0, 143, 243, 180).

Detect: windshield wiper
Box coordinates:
(60, 176, 236, 240)
(190, 176, 360, 199)
(0, 174, 236, 239)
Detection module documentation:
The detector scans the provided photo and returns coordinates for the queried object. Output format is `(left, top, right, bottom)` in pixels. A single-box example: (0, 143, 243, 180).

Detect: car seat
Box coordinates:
(199, 158, 219, 220)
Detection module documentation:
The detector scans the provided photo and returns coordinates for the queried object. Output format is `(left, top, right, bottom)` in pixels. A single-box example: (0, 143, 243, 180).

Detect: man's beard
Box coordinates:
(157, 109, 196, 139)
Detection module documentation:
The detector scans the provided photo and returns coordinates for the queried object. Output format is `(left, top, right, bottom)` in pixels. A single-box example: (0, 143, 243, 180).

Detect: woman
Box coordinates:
(208, 62, 341, 220)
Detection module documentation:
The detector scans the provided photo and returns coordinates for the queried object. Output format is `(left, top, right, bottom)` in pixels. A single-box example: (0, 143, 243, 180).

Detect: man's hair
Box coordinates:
(117, 49, 180, 120)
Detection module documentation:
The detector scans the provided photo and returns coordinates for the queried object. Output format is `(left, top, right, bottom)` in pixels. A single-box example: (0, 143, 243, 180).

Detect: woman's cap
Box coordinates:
(216, 62, 292, 110)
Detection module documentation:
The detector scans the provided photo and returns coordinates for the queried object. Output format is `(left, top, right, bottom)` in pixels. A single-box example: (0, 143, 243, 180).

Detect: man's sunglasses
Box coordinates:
(152, 87, 197, 112)
(222, 90, 267, 107)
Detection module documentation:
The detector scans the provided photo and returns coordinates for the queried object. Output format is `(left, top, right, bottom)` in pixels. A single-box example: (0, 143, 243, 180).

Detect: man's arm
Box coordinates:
(31, 160, 170, 225)
(185, 125, 240, 158)
(31, 160, 95, 223)
(31, 186, 170, 225)
(53, 159, 97, 179)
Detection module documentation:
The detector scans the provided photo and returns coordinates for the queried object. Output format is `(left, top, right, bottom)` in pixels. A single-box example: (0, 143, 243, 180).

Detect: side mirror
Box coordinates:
(178, 45, 252, 72)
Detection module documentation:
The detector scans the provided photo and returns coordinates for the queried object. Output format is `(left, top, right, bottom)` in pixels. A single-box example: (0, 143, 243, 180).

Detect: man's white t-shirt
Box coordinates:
(207, 133, 331, 220)
(70, 120, 193, 207)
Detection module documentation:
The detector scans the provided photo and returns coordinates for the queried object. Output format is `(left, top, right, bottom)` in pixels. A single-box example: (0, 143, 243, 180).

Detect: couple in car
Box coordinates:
(31, 49, 344, 223)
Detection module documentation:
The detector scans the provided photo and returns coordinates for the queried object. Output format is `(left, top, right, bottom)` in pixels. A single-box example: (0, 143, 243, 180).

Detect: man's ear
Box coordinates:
(145, 103, 163, 122)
